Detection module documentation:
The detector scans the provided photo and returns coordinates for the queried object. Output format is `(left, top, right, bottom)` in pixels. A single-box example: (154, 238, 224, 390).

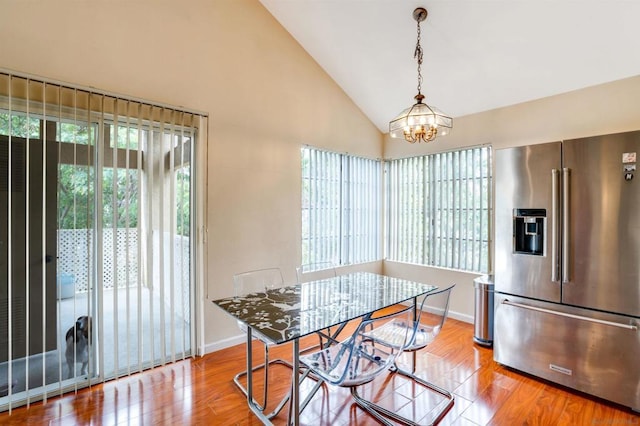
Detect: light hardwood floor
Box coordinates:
(0, 312, 638, 425)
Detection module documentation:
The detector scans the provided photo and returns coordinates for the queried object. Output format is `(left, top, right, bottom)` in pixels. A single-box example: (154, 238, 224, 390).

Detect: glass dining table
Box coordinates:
(212, 271, 438, 425)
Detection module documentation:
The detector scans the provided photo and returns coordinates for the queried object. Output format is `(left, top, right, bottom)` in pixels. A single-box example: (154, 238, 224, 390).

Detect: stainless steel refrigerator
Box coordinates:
(494, 131, 640, 410)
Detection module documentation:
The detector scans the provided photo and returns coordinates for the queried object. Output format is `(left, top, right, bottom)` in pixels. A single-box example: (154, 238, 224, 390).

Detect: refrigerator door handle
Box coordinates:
(501, 300, 639, 331)
(562, 168, 571, 283)
(551, 169, 560, 283)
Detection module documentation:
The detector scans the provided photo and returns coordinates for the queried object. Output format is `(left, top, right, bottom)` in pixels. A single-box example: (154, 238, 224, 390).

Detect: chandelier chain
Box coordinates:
(388, 7, 452, 143)
(414, 19, 424, 95)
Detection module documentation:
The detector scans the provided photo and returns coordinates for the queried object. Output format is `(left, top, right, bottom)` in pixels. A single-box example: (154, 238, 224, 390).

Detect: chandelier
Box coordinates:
(389, 7, 452, 143)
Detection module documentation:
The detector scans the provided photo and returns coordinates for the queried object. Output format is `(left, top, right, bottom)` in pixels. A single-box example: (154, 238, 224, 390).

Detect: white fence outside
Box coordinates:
(57, 229, 190, 297)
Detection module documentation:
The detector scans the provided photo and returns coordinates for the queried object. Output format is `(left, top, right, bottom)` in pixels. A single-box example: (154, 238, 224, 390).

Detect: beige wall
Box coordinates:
(0, 0, 382, 353)
(383, 74, 640, 324)
(3, 0, 640, 352)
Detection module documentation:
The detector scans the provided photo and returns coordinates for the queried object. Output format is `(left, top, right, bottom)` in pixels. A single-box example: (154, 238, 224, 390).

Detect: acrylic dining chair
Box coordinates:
(232, 267, 292, 419)
(354, 284, 456, 425)
(295, 261, 338, 284)
(299, 305, 415, 425)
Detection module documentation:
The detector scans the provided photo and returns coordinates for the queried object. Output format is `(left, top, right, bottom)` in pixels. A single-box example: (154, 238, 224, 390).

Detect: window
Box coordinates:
(301, 147, 382, 267)
(386, 146, 492, 273)
(0, 112, 40, 138)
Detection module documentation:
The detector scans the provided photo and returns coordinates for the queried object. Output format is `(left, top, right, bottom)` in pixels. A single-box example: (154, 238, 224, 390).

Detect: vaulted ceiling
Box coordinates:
(260, 0, 640, 132)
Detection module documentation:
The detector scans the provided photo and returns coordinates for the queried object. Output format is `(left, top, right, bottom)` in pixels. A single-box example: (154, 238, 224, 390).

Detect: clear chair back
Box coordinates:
(407, 285, 454, 351)
(295, 261, 337, 283)
(233, 268, 284, 297)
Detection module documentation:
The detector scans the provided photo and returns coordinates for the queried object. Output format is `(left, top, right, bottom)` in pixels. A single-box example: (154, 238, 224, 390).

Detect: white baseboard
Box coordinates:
(448, 310, 473, 324)
(203, 334, 245, 355)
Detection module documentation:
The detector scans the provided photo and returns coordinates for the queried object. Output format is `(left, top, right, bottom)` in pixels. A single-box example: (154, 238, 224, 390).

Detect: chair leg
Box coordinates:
(287, 365, 326, 425)
(394, 364, 455, 425)
(350, 365, 455, 426)
(349, 386, 396, 426)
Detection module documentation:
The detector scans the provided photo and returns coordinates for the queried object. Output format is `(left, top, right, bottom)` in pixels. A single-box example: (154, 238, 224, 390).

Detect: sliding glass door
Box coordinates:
(0, 72, 203, 411)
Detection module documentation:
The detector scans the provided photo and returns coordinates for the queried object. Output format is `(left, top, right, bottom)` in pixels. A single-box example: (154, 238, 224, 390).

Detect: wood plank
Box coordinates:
(1, 314, 637, 425)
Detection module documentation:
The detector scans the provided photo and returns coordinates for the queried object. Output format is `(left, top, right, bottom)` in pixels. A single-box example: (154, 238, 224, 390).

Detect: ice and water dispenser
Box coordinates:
(513, 209, 545, 255)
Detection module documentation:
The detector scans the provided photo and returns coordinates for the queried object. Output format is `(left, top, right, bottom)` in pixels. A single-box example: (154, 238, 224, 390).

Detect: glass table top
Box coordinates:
(213, 272, 438, 344)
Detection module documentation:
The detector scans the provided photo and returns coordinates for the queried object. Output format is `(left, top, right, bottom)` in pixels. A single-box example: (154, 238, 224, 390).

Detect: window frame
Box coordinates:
(301, 146, 382, 268)
(385, 145, 492, 273)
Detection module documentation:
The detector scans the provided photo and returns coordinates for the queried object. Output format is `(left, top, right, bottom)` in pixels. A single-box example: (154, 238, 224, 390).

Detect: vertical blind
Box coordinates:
(386, 146, 492, 273)
(0, 70, 205, 411)
(301, 147, 381, 267)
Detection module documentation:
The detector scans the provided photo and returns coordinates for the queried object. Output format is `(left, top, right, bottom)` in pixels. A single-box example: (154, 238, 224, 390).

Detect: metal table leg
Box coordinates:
(245, 327, 275, 425)
(290, 338, 300, 425)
